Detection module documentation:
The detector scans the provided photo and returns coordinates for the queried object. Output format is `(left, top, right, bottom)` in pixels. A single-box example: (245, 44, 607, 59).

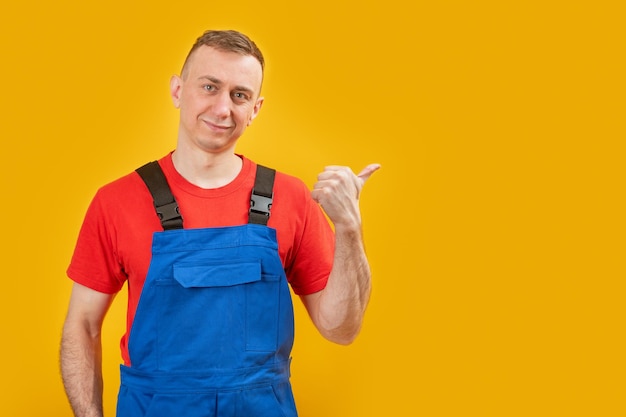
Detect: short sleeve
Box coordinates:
(66, 188, 127, 294)
(284, 193, 335, 296)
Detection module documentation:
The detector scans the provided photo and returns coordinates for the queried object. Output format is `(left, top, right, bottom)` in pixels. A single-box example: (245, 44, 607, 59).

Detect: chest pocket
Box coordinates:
(150, 259, 280, 371)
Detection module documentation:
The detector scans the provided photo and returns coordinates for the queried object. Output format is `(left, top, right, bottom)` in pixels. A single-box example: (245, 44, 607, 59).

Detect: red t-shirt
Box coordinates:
(67, 153, 334, 365)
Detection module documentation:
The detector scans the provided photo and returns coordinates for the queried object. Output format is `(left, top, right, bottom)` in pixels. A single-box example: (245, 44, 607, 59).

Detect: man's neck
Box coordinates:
(171, 147, 243, 189)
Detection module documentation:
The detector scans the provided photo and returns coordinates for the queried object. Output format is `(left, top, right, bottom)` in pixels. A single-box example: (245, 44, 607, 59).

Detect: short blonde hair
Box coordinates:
(181, 30, 264, 78)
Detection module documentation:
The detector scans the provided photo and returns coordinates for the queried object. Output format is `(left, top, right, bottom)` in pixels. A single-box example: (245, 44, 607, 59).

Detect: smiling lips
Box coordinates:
(202, 119, 232, 131)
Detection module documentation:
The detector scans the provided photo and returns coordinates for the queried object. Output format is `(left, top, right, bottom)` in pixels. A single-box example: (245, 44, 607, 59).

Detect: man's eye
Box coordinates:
(203, 85, 215, 91)
(234, 92, 248, 100)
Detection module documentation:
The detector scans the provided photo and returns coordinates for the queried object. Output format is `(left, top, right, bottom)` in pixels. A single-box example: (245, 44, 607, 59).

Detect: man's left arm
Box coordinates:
(301, 164, 380, 345)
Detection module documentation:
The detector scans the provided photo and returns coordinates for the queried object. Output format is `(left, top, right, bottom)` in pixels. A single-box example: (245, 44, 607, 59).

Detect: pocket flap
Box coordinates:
(173, 260, 262, 288)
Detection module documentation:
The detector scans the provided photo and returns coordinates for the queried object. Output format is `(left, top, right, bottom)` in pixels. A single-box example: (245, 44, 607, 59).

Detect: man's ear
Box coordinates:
(170, 75, 183, 108)
(248, 96, 264, 126)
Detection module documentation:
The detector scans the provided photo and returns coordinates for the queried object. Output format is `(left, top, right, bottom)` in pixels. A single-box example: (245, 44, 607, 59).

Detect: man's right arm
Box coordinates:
(61, 283, 116, 417)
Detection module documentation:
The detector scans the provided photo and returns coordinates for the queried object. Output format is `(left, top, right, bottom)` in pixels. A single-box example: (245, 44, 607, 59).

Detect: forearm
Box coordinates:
(308, 163, 379, 344)
(60, 322, 104, 417)
(316, 223, 372, 344)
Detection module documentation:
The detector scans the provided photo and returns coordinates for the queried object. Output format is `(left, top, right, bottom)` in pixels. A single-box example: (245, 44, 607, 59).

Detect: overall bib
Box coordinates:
(116, 162, 297, 417)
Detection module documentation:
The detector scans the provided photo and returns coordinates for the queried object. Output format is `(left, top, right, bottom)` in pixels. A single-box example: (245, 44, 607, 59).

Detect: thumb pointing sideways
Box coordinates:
(357, 163, 382, 183)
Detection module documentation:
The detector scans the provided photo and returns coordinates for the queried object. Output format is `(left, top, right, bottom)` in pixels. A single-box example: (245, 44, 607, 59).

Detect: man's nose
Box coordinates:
(210, 92, 231, 119)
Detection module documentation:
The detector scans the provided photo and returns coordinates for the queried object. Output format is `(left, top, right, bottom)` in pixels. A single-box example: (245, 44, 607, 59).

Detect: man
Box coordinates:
(60, 29, 379, 417)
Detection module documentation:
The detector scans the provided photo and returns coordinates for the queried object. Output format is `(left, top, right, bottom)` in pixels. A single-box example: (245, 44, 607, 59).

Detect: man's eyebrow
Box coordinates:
(233, 85, 255, 96)
(199, 75, 223, 85)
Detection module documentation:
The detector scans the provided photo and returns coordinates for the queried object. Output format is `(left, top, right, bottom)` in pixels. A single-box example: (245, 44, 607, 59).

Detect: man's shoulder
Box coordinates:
(98, 169, 145, 195)
(242, 156, 309, 193)
(91, 164, 154, 211)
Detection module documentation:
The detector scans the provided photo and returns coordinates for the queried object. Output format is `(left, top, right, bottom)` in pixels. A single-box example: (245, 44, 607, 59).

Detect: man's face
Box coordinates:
(170, 45, 264, 154)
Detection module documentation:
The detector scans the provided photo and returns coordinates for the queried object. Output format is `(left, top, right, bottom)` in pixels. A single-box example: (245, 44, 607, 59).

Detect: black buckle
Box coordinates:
(156, 201, 181, 222)
(249, 193, 273, 217)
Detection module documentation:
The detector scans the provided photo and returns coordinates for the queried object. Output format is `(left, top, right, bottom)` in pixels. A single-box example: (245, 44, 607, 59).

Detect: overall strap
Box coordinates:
(135, 161, 183, 230)
(249, 165, 276, 226)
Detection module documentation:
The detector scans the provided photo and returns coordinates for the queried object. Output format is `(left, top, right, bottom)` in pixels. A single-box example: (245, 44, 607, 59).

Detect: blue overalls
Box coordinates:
(116, 162, 297, 417)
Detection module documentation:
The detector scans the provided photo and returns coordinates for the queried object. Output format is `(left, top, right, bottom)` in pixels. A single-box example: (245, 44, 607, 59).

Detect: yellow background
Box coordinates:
(1, 1, 624, 416)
